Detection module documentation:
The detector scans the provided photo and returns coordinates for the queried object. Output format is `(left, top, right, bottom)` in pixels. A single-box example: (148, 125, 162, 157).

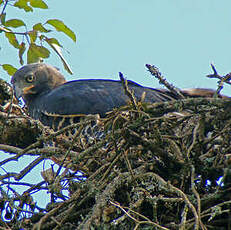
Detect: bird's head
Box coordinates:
(11, 63, 66, 103)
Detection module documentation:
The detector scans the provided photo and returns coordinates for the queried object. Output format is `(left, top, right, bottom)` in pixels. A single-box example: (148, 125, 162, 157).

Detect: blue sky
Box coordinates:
(1, 0, 231, 94)
(1, 0, 231, 208)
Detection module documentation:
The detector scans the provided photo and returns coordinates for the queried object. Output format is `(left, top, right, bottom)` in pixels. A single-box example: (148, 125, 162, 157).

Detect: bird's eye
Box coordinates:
(25, 74, 34, 83)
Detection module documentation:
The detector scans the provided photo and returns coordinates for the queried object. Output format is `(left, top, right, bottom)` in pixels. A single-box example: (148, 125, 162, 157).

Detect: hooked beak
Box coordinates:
(22, 85, 35, 95)
(13, 84, 23, 99)
(13, 85, 35, 99)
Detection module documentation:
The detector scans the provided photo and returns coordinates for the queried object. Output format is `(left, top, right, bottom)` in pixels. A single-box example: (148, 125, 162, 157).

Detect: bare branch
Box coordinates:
(146, 64, 185, 99)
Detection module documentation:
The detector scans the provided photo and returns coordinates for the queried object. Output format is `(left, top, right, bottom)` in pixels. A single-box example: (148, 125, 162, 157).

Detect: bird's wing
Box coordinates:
(30, 79, 174, 118)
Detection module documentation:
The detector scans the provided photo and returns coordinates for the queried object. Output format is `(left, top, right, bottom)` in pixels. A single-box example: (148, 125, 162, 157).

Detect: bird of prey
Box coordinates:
(11, 63, 224, 130)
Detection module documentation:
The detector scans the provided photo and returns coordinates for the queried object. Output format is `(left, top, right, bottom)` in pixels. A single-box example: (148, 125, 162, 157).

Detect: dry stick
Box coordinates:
(0, 148, 78, 186)
(53, 203, 76, 230)
(186, 122, 200, 159)
(20, 117, 94, 155)
(110, 200, 169, 230)
(80, 167, 147, 229)
(0, 145, 78, 167)
(33, 203, 64, 230)
(146, 64, 185, 99)
(123, 149, 136, 181)
(201, 200, 231, 215)
(49, 124, 85, 201)
(0, 180, 45, 189)
(119, 72, 138, 110)
(146, 97, 231, 118)
(98, 151, 123, 185)
(50, 217, 62, 228)
(15, 156, 44, 181)
(88, 163, 110, 181)
(55, 124, 84, 179)
(179, 204, 188, 230)
(33, 189, 82, 230)
(206, 63, 231, 96)
(13, 191, 34, 222)
(126, 128, 178, 163)
(191, 165, 207, 230)
(139, 172, 200, 230)
(178, 201, 231, 228)
(0, 115, 90, 164)
(49, 187, 93, 230)
(98, 127, 125, 184)
(0, 157, 44, 181)
(207, 64, 231, 85)
(72, 139, 107, 165)
(23, 181, 47, 195)
(0, 145, 24, 166)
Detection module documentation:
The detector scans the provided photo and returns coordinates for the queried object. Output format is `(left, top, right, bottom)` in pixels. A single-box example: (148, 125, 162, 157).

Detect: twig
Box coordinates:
(98, 151, 123, 185)
(110, 200, 169, 230)
(138, 172, 200, 230)
(123, 149, 135, 181)
(0, 157, 44, 181)
(0, 145, 78, 164)
(1, 0, 9, 15)
(20, 117, 95, 154)
(191, 165, 207, 230)
(55, 124, 84, 178)
(186, 122, 200, 159)
(206, 64, 231, 96)
(206, 64, 231, 85)
(179, 205, 188, 230)
(53, 203, 76, 230)
(119, 72, 138, 109)
(16, 157, 44, 181)
(0, 180, 46, 190)
(33, 203, 63, 230)
(146, 64, 185, 99)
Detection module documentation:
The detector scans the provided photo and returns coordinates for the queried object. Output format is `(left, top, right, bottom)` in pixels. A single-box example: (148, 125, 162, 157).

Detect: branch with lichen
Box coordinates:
(146, 64, 185, 99)
(206, 63, 231, 96)
(1, 65, 231, 229)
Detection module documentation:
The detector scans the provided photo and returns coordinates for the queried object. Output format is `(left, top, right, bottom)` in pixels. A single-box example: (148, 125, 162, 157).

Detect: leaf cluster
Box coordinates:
(0, 0, 76, 75)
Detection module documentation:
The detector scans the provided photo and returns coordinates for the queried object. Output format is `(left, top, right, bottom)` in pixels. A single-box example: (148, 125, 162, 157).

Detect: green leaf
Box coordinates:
(46, 19, 76, 42)
(29, 0, 48, 9)
(45, 38, 73, 74)
(4, 32, 20, 49)
(14, 0, 33, 12)
(28, 30, 37, 43)
(33, 44, 50, 58)
(43, 36, 62, 47)
(27, 43, 50, 64)
(2, 64, 17, 76)
(5, 19, 25, 28)
(0, 0, 3, 5)
(33, 23, 50, 33)
(18, 42, 26, 65)
(27, 45, 39, 64)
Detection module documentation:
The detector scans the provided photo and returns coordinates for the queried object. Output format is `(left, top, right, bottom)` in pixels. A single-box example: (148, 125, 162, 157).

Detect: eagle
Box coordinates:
(11, 63, 224, 130)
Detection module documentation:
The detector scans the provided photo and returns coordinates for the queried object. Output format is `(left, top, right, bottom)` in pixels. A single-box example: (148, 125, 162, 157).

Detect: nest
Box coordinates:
(1, 65, 231, 230)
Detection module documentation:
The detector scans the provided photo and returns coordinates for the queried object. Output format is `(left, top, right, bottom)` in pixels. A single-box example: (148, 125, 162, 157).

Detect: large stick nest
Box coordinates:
(0, 66, 231, 230)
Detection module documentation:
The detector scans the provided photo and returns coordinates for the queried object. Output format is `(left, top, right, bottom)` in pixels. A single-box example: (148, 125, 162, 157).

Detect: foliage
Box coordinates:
(0, 0, 76, 74)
